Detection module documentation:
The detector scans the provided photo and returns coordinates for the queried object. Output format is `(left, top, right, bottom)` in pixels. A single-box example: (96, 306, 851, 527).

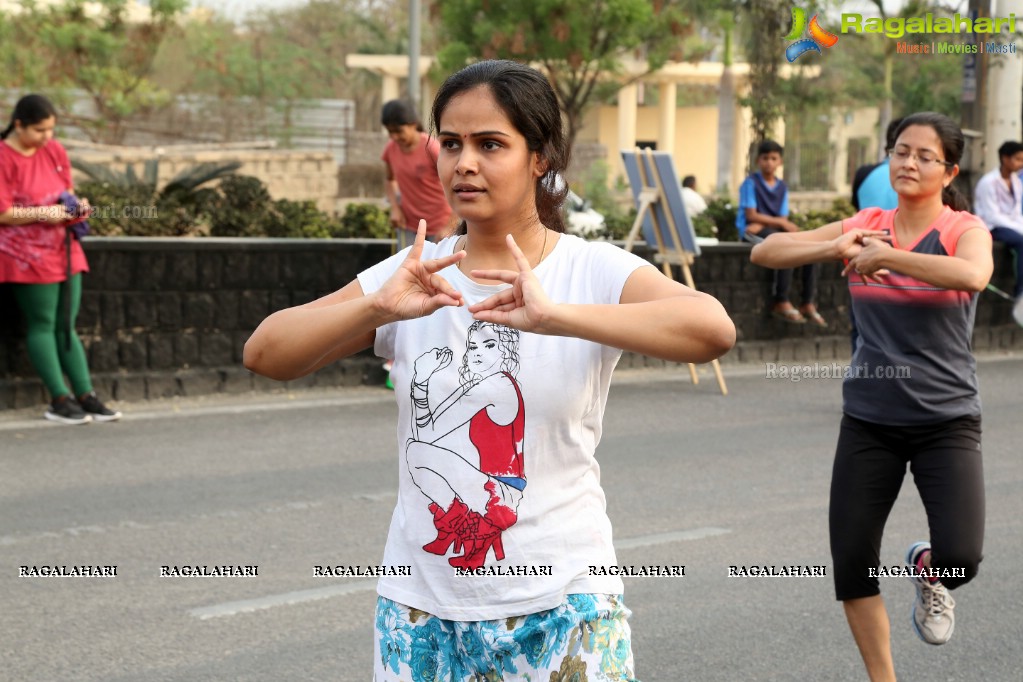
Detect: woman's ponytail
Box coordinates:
(942, 183, 971, 212)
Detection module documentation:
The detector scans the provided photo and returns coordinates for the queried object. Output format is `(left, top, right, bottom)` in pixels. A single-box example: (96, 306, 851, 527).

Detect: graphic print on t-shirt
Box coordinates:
(406, 320, 526, 570)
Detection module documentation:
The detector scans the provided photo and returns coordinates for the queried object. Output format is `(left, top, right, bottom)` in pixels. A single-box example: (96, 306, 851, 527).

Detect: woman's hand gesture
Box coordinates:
(842, 235, 893, 282)
(467, 233, 555, 333)
(373, 220, 465, 321)
(832, 228, 888, 261)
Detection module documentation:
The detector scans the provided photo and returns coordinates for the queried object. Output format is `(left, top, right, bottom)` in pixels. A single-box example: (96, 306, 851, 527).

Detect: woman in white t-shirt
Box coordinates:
(244, 59, 735, 681)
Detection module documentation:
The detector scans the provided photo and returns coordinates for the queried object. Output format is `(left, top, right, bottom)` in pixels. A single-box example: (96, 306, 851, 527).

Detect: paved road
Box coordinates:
(2, 357, 1021, 681)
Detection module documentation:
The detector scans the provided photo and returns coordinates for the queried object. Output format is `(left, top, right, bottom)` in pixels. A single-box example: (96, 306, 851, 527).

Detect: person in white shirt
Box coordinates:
(244, 60, 735, 680)
(681, 174, 708, 218)
(973, 140, 1023, 299)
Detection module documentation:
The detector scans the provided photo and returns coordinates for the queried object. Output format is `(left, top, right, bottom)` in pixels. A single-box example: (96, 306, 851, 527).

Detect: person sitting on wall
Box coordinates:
(681, 175, 708, 218)
(737, 140, 824, 326)
(974, 140, 1023, 303)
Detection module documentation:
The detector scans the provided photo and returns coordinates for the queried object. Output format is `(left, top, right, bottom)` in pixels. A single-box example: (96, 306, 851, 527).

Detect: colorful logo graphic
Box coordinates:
(784, 6, 839, 61)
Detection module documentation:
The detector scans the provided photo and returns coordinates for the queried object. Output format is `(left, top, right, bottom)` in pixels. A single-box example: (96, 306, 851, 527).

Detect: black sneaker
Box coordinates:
(44, 396, 92, 425)
(78, 392, 122, 422)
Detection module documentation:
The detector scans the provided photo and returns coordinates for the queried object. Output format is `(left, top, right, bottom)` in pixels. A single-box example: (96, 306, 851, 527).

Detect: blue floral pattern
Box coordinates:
(373, 594, 637, 682)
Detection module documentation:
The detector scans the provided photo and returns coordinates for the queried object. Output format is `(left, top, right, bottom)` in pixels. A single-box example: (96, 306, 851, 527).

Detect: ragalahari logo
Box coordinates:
(785, 6, 839, 61)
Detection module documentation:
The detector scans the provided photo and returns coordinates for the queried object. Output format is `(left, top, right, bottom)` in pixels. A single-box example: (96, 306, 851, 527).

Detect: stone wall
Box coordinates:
(70, 148, 339, 214)
(2, 238, 1020, 410)
(346, 131, 389, 166)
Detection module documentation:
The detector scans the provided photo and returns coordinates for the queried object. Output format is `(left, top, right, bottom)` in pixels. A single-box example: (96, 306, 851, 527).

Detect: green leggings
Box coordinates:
(12, 275, 93, 399)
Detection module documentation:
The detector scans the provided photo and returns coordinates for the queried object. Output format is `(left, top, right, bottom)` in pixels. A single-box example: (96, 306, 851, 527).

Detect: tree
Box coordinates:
(432, 0, 715, 150)
(736, 0, 788, 144)
(153, 0, 417, 133)
(0, 0, 189, 143)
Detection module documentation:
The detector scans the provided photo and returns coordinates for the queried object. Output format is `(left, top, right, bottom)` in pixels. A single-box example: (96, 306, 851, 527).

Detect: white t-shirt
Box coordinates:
(357, 233, 650, 620)
(681, 186, 708, 218)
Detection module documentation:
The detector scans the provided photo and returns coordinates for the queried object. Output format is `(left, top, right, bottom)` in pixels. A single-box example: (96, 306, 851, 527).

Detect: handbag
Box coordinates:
(58, 191, 91, 239)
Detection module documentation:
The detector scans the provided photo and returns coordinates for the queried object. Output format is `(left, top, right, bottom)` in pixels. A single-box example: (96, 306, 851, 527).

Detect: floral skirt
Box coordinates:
(373, 593, 638, 681)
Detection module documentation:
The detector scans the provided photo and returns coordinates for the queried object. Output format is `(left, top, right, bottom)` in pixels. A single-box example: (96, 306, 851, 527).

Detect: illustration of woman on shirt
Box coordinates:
(406, 320, 525, 570)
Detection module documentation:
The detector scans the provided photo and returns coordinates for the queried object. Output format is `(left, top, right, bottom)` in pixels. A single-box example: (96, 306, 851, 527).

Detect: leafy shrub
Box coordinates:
(576, 161, 636, 241)
(337, 203, 392, 239)
(702, 196, 739, 242)
(76, 180, 207, 237)
(207, 176, 275, 237)
(691, 212, 718, 239)
(790, 198, 857, 231)
(78, 170, 393, 239)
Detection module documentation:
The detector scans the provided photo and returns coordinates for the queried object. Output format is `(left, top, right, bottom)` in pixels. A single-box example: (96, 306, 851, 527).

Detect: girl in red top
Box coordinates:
(0, 94, 120, 424)
(381, 99, 456, 250)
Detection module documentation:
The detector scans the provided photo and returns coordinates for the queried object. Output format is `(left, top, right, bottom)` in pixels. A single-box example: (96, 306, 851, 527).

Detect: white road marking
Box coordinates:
(189, 580, 378, 620)
(187, 526, 733, 619)
(614, 527, 731, 550)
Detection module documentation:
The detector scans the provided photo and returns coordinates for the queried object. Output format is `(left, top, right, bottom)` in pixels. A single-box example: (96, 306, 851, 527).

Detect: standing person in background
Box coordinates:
(974, 140, 1023, 302)
(0, 94, 120, 424)
(851, 118, 903, 212)
(752, 112, 990, 682)
(681, 175, 708, 218)
(738, 140, 825, 326)
(246, 59, 735, 679)
(381, 99, 456, 251)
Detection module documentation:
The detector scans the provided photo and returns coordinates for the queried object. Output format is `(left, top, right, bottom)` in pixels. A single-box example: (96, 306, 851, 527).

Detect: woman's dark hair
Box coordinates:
(431, 59, 569, 233)
(892, 112, 969, 211)
(381, 99, 424, 132)
(1, 94, 57, 140)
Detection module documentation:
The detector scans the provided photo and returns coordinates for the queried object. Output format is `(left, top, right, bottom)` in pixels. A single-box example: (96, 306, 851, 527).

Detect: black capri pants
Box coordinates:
(829, 413, 984, 601)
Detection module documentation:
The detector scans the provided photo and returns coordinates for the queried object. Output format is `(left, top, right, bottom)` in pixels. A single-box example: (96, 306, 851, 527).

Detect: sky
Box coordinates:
(191, 0, 307, 22)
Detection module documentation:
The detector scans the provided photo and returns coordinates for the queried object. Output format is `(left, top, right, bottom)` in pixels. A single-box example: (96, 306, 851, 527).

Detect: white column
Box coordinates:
(983, 39, 1023, 171)
(617, 82, 638, 157)
(421, 80, 434, 121)
(658, 80, 677, 154)
(382, 75, 400, 106)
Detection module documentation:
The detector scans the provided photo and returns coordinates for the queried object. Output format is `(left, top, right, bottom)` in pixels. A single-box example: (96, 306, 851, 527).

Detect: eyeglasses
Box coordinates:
(886, 147, 954, 169)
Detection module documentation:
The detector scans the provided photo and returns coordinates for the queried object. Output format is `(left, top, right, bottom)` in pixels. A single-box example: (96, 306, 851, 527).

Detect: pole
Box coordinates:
(408, 0, 421, 110)
(983, 0, 1023, 171)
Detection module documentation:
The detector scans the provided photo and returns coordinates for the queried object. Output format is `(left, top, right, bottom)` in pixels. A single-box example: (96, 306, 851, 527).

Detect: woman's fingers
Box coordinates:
(506, 233, 533, 272)
(468, 287, 517, 313)
(406, 219, 429, 262)
(426, 273, 464, 305)
(464, 269, 517, 284)
(424, 250, 466, 273)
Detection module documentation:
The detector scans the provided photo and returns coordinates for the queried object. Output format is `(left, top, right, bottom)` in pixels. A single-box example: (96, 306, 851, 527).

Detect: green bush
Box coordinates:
(337, 203, 392, 239)
(207, 176, 275, 237)
(790, 197, 857, 231)
(691, 212, 718, 239)
(76, 180, 207, 237)
(575, 161, 637, 241)
(702, 196, 739, 242)
(77, 173, 395, 239)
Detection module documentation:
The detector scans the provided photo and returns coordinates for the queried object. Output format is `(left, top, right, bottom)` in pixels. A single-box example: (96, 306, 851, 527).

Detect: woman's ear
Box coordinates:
(943, 164, 960, 187)
(533, 153, 548, 178)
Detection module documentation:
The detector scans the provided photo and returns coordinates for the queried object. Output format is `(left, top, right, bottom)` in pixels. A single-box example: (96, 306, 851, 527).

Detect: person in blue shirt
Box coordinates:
(738, 140, 824, 325)
(851, 118, 902, 212)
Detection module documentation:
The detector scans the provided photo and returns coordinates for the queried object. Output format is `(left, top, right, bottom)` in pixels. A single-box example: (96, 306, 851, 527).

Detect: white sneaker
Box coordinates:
(905, 541, 955, 645)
